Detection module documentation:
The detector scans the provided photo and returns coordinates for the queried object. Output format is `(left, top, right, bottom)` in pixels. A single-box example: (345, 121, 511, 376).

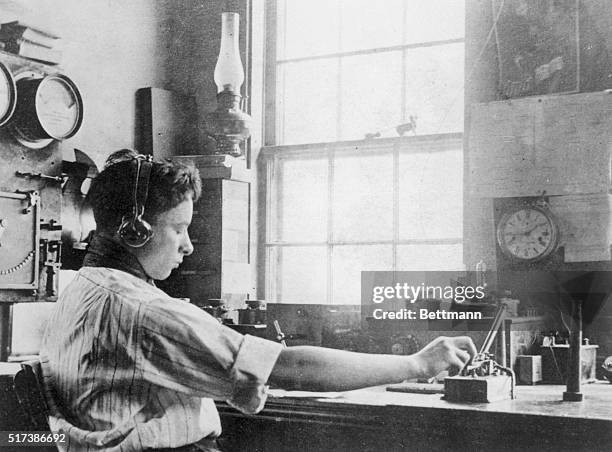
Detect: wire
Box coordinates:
(547, 345, 564, 381)
(495, 363, 516, 399)
(412, 0, 506, 237)
(366, 0, 507, 139)
(492, 0, 504, 93)
(431, 0, 506, 134)
(558, 305, 571, 336)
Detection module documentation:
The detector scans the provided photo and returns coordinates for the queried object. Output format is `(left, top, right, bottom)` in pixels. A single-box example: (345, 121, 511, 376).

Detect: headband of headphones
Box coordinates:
(118, 154, 154, 247)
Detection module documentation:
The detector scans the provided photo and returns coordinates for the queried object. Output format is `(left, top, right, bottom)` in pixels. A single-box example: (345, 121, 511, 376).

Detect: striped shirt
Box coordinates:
(39, 267, 282, 451)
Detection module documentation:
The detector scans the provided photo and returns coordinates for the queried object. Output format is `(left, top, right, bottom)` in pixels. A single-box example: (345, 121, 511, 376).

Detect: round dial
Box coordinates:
(11, 73, 84, 149)
(496, 205, 558, 262)
(0, 61, 16, 126)
(36, 75, 82, 139)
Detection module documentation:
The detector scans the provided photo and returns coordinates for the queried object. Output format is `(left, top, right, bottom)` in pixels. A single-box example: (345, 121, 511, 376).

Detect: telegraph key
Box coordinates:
(444, 303, 515, 403)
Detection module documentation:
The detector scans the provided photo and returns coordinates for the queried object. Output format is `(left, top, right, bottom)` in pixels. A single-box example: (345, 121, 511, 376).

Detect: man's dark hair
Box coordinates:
(86, 149, 202, 233)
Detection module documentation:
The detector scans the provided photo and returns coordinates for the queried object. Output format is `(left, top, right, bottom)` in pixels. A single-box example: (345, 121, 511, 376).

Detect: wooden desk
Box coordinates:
(217, 383, 612, 451)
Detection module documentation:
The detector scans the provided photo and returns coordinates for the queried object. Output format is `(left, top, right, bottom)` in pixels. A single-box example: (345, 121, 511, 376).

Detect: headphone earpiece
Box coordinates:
(118, 212, 152, 248)
(118, 155, 154, 248)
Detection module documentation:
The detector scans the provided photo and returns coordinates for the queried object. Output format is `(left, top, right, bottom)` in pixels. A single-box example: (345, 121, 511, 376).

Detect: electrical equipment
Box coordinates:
(237, 299, 267, 325)
(0, 60, 17, 126)
(517, 355, 542, 385)
(540, 343, 599, 384)
(0, 191, 40, 291)
(0, 52, 65, 303)
(444, 303, 515, 403)
(602, 356, 612, 383)
(193, 298, 230, 323)
(11, 72, 83, 149)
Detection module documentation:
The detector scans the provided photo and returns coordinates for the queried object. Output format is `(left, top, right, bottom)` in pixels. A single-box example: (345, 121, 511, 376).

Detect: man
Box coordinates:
(41, 150, 476, 452)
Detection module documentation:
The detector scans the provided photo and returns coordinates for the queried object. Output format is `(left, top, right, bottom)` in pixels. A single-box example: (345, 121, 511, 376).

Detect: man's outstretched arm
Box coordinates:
(268, 336, 477, 392)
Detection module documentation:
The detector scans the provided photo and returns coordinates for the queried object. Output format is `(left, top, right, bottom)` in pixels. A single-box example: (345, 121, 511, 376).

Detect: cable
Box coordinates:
(430, 0, 506, 134)
(547, 345, 564, 381)
(492, 0, 504, 93)
(558, 305, 571, 336)
(496, 363, 516, 399)
(412, 0, 506, 237)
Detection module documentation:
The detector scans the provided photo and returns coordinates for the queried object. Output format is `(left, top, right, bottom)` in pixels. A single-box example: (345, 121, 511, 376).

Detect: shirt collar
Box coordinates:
(83, 232, 154, 284)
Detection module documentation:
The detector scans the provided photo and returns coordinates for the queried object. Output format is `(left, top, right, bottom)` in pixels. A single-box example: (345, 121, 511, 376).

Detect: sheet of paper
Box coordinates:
(268, 389, 345, 399)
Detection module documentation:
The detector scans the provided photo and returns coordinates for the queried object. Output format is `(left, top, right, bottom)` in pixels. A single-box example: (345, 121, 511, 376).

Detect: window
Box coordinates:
(265, 0, 465, 145)
(261, 1, 465, 304)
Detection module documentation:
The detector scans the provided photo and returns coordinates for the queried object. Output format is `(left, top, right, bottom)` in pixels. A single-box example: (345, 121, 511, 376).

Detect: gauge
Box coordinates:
(12, 73, 83, 148)
(36, 75, 82, 138)
(0, 61, 17, 126)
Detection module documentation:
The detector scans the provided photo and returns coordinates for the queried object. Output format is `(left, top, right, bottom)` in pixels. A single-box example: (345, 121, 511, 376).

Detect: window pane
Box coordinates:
(280, 0, 340, 59)
(404, 0, 465, 44)
(278, 157, 328, 242)
(398, 148, 463, 240)
(404, 43, 464, 134)
(278, 246, 327, 303)
(332, 244, 393, 304)
(279, 59, 338, 144)
(340, 51, 403, 141)
(396, 244, 464, 271)
(332, 152, 394, 241)
(339, 0, 405, 52)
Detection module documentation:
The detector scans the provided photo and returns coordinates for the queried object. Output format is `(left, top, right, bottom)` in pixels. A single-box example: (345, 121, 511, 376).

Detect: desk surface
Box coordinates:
(0, 362, 22, 376)
(265, 382, 612, 421)
(219, 382, 612, 451)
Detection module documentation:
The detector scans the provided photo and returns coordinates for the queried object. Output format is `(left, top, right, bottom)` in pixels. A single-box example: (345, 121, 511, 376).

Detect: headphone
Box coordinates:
(118, 154, 154, 248)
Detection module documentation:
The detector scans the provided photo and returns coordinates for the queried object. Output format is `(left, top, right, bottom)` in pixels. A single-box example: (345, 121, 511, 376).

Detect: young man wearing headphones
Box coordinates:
(40, 149, 476, 452)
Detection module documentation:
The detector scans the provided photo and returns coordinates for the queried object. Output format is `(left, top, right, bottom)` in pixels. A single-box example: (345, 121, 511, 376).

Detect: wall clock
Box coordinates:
(496, 201, 559, 262)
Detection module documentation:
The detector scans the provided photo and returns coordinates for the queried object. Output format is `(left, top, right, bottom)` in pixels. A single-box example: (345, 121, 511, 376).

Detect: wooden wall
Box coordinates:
(464, 0, 612, 371)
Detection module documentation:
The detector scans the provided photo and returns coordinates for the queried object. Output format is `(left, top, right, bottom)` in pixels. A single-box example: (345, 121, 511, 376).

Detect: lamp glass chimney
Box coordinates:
(214, 12, 245, 94)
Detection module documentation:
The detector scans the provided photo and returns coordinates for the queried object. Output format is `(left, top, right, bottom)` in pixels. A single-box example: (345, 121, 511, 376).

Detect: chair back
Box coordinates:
(13, 360, 50, 430)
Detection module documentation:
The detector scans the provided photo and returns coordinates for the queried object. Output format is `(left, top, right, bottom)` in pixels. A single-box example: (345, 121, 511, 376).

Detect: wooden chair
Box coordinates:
(13, 360, 50, 431)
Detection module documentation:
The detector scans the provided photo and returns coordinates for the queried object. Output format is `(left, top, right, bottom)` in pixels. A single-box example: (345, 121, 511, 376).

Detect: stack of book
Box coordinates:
(0, 21, 61, 65)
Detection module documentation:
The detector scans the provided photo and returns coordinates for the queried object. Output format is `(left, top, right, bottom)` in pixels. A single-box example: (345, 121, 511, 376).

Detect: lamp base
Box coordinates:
(205, 89, 251, 157)
(210, 136, 245, 157)
(193, 154, 234, 167)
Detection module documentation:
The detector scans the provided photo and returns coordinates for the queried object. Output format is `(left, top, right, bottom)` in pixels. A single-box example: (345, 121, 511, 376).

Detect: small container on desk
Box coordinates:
(237, 299, 267, 325)
(228, 299, 268, 338)
(517, 355, 542, 385)
(193, 298, 230, 323)
(541, 343, 599, 384)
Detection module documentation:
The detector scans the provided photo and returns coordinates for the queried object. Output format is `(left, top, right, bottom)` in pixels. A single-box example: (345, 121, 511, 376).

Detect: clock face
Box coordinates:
(497, 206, 558, 262)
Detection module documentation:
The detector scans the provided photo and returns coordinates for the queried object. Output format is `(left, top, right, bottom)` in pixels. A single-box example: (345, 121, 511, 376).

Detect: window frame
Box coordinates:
(263, 0, 466, 146)
(259, 132, 464, 303)
(259, 0, 467, 303)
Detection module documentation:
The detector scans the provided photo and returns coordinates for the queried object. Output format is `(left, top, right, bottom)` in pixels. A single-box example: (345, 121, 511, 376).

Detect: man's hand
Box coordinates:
(412, 336, 477, 378)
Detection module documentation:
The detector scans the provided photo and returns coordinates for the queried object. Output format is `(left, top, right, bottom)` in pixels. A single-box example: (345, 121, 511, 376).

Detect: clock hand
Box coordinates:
(523, 222, 549, 236)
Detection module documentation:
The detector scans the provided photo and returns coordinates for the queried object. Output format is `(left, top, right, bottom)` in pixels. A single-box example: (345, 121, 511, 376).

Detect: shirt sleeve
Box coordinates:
(137, 298, 283, 414)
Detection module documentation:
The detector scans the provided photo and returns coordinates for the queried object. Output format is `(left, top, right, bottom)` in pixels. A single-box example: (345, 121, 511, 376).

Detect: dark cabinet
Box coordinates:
(158, 159, 251, 310)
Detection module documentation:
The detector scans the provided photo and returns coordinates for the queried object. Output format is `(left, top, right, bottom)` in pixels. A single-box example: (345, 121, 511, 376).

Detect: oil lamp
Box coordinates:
(205, 12, 251, 157)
